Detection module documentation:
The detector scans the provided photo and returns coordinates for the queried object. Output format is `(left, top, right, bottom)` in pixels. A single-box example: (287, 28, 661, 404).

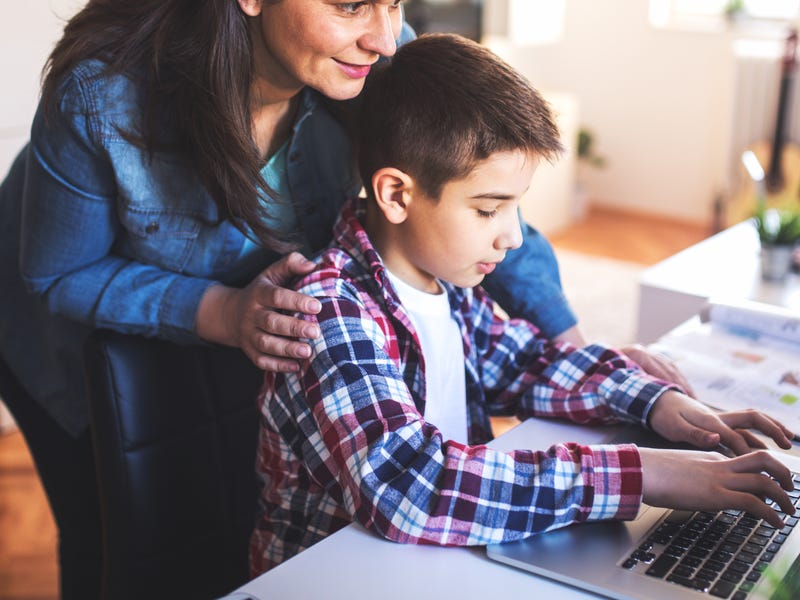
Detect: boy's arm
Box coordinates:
(468, 287, 678, 426)
(284, 293, 644, 546)
(485, 223, 695, 394)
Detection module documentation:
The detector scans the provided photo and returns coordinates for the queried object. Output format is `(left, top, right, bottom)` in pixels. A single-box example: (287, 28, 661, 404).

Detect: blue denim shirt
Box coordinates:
(0, 47, 575, 437)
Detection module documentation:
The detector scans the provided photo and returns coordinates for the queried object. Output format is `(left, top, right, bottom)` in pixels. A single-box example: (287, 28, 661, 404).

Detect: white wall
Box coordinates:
(0, 1, 84, 431)
(486, 0, 750, 225)
(2, 1, 783, 227)
(0, 1, 84, 177)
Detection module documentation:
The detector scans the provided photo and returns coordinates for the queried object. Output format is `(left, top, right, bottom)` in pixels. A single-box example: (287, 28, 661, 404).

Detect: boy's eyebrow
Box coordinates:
(469, 188, 529, 201)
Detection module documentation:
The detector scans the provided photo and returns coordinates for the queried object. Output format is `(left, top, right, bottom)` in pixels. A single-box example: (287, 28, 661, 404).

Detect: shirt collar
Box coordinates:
(332, 197, 388, 286)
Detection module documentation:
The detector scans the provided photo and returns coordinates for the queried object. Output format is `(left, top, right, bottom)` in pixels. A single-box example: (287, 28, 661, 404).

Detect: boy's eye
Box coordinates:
(477, 209, 498, 218)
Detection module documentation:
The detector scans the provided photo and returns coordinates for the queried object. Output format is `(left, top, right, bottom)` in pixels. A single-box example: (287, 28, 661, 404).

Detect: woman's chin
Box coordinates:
(312, 79, 367, 101)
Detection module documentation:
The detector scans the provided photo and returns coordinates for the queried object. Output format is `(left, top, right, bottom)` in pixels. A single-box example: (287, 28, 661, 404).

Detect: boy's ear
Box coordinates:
(236, 0, 262, 17)
(371, 167, 414, 224)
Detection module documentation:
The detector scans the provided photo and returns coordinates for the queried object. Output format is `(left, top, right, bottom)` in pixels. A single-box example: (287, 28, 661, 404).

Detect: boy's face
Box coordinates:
(391, 150, 537, 292)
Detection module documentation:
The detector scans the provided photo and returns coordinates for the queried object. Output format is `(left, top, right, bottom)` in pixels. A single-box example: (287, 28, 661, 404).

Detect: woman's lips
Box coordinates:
(335, 59, 372, 79)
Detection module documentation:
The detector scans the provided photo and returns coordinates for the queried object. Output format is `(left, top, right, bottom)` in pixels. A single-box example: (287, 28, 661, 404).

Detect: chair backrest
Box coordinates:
(83, 330, 263, 600)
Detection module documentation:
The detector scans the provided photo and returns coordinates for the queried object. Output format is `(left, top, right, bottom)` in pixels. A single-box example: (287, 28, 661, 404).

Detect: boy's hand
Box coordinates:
(648, 391, 794, 455)
(639, 447, 795, 528)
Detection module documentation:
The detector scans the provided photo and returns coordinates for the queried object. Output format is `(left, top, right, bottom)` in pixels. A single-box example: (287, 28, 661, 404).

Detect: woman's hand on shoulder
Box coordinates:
(648, 390, 794, 455)
(197, 252, 322, 371)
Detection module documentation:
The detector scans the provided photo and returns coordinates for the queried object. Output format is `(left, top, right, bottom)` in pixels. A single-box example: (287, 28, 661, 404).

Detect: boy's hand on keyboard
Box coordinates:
(639, 447, 795, 528)
(647, 391, 794, 455)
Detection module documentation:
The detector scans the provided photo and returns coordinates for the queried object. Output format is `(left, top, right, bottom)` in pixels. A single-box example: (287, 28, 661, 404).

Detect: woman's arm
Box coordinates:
(21, 87, 213, 343)
(21, 65, 320, 360)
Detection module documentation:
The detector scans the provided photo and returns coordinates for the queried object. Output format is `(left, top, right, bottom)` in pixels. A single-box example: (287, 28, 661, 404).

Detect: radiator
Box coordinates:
(730, 39, 800, 171)
(724, 39, 800, 225)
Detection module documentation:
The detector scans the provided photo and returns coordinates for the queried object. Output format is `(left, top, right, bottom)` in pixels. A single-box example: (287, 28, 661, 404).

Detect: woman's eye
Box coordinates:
(339, 2, 369, 15)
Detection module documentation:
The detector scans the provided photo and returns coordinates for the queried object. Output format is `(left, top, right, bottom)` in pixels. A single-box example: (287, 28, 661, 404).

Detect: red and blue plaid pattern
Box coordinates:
(249, 198, 677, 574)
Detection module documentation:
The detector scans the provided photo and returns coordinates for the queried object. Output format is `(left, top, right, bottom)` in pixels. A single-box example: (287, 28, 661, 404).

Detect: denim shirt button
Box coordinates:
(145, 221, 160, 234)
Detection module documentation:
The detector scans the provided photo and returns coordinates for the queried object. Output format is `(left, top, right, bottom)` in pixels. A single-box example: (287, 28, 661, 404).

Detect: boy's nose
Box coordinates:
(497, 212, 524, 251)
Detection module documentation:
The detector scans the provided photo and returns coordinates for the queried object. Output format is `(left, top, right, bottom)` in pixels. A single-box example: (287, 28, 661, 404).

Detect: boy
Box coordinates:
(250, 34, 795, 574)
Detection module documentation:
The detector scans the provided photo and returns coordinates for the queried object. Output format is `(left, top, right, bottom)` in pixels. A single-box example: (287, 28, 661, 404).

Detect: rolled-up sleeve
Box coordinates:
(20, 66, 215, 343)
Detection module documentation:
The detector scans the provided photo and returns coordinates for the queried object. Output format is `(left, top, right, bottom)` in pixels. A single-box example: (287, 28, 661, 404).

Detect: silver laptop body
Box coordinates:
(486, 423, 800, 600)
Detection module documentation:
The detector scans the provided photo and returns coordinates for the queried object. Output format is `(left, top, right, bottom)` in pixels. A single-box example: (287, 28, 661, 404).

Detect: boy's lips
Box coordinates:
(477, 262, 497, 275)
(334, 59, 373, 79)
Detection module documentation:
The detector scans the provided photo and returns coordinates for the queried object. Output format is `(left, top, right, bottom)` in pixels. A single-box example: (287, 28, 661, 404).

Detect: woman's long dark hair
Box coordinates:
(42, 0, 293, 251)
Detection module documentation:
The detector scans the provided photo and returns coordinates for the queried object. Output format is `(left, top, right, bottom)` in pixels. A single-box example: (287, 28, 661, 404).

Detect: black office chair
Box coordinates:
(83, 330, 263, 600)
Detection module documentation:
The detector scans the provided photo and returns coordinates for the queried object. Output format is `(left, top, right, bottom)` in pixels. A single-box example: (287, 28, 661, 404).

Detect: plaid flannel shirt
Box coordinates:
(250, 198, 677, 574)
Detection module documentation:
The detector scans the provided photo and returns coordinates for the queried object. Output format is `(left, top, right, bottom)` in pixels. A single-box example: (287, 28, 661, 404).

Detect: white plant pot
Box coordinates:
(759, 244, 794, 281)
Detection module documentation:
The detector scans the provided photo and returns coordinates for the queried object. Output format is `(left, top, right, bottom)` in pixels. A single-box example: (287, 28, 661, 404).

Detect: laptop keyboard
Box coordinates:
(620, 472, 800, 599)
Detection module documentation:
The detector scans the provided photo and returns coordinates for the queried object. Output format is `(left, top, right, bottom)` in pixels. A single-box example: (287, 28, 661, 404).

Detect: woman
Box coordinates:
(0, 1, 685, 597)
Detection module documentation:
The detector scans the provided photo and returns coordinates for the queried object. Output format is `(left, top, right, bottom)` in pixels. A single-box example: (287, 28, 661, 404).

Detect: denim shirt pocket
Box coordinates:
(117, 207, 204, 272)
(108, 141, 227, 275)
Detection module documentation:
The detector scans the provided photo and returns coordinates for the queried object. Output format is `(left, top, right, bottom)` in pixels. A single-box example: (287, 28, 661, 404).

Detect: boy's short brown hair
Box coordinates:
(357, 33, 564, 200)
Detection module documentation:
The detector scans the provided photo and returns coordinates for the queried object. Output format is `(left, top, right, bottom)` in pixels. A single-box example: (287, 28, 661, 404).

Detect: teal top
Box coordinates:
(240, 139, 307, 258)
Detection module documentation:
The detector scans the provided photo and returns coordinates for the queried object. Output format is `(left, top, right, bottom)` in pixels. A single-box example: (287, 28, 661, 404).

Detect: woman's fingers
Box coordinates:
(256, 278, 322, 319)
(243, 327, 310, 372)
(261, 251, 318, 285)
(255, 303, 319, 339)
(622, 345, 696, 397)
(242, 308, 321, 369)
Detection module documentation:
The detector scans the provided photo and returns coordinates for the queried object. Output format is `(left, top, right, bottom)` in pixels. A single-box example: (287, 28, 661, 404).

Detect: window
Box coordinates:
(650, 0, 800, 32)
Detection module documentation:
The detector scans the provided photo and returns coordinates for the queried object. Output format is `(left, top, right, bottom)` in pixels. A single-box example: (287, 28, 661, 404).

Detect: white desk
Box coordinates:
(636, 221, 800, 344)
(228, 418, 629, 600)
(227, 408, 800, 600)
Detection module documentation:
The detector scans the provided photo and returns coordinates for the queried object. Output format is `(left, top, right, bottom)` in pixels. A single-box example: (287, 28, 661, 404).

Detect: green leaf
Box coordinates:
(753, 207, 800, 245)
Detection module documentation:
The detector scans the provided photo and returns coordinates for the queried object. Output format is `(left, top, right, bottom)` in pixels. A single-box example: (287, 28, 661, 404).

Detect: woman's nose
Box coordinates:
(359, 6, 399, 57)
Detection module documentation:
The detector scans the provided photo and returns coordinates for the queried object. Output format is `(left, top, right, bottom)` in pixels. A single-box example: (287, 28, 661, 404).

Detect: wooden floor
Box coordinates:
(549, 205, 715, 265)
(0, 206, 710, 600)
(0, 430, 58, 600)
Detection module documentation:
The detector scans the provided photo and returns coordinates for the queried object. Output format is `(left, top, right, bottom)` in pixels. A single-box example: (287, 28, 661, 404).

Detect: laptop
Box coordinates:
(485, 419, 800, 600)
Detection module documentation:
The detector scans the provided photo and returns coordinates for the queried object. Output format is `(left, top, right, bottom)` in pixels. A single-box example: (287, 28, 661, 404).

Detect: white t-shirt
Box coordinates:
(385, 270, 468, 444)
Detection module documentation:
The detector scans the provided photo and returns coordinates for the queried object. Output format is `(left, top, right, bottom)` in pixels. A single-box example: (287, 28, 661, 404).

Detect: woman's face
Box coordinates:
(240, 0, 404, 101)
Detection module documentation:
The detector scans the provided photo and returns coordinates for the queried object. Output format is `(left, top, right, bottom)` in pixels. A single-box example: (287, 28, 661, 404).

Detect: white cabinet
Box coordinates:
(483, 37, 579, 236)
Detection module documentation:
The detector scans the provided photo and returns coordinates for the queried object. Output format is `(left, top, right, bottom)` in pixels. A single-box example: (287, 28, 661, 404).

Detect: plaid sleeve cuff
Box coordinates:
(604, 371, 682, 427)
(585, 443, 643, 521)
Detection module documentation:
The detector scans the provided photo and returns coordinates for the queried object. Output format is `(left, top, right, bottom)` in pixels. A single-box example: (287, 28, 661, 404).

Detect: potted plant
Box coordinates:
(760, 557, 800, 600)
(574, 127, 606, 219)
(577, 128, 606, 169)
(723, 0, 745, 21)
(753, 205, 800, 280)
